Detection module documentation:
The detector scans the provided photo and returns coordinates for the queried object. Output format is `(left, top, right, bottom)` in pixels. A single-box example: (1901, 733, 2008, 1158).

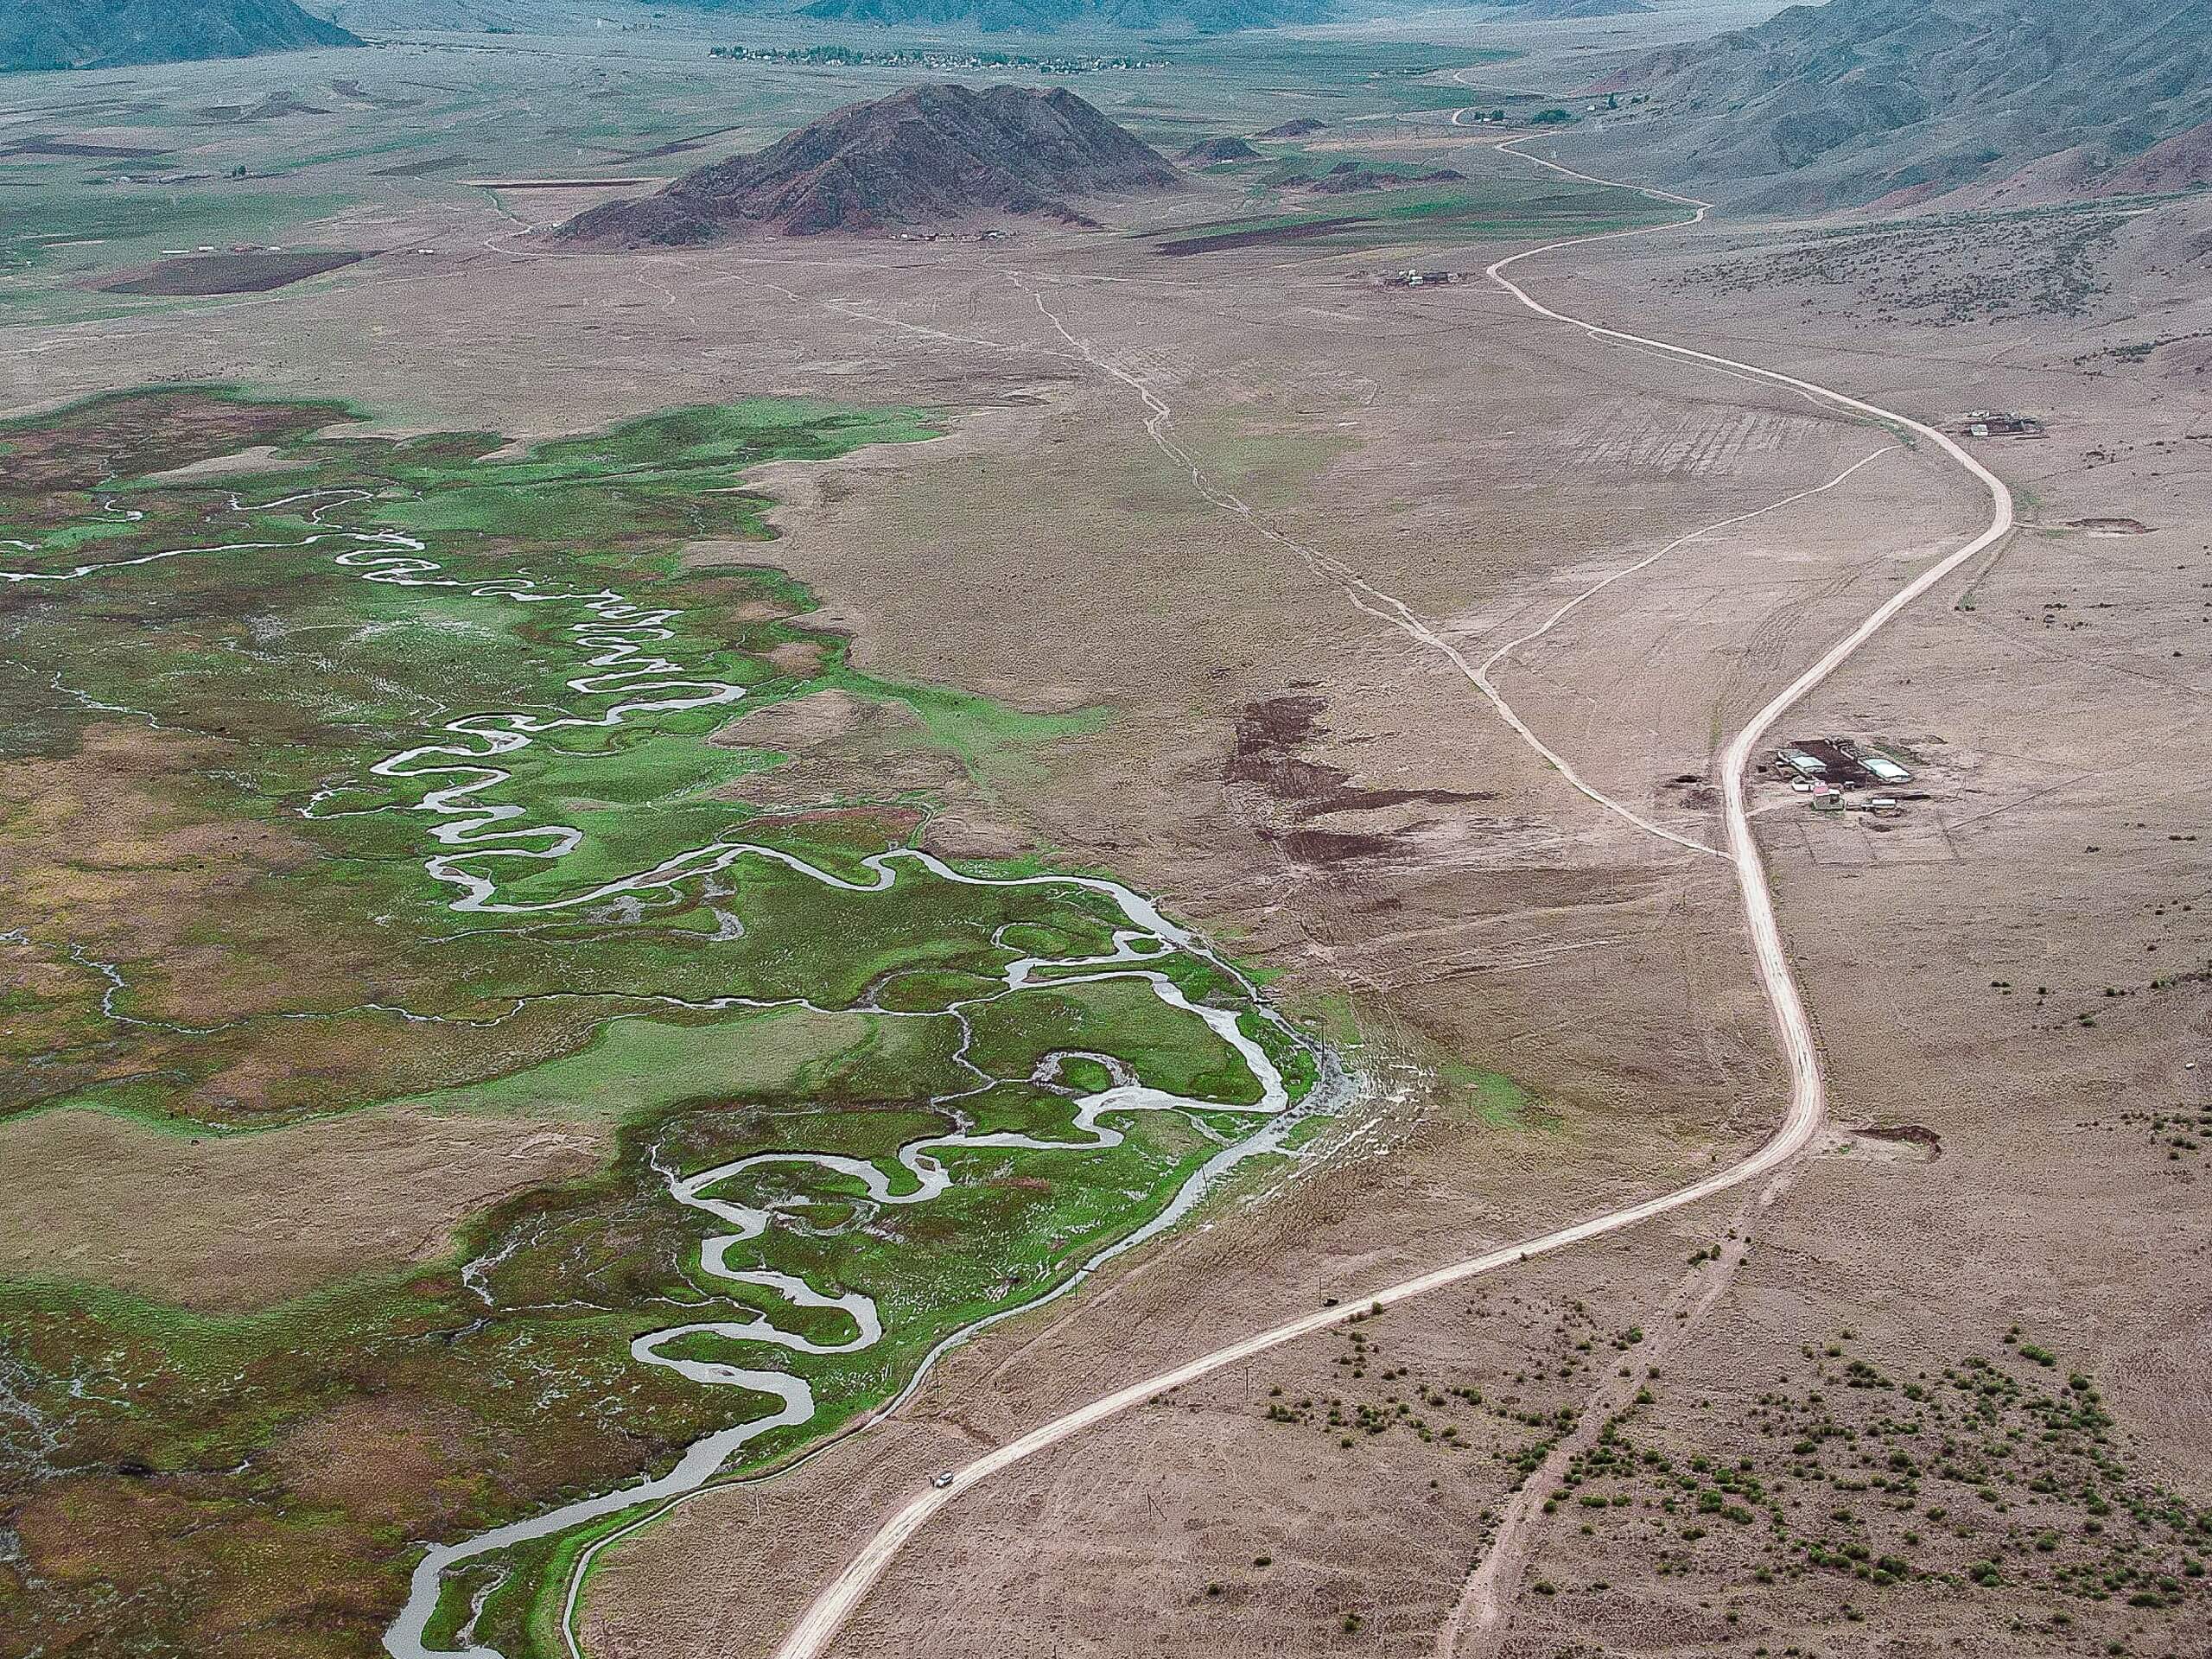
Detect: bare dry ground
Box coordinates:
(0, 1107, 602, 1311)
(564, 130, 2204, 1659)
(5, 23, 2208, 1656)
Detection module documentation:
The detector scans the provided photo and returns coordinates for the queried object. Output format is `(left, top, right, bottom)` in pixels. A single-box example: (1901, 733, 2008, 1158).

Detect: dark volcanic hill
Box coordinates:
(1, 0, 359, 72)
(561, 84, 1178, 244)
(1592, 0, 2212, 210)
(1182, 136, 1259, 164)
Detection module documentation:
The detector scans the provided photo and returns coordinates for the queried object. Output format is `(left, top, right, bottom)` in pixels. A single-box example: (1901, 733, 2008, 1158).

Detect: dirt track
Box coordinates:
(760, 130, 2016, 1659)
(5, 23, 2208, 1659)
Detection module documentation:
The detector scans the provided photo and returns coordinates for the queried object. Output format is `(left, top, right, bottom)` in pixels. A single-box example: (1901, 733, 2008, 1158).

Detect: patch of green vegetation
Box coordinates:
(874, 966, 1009, 1014)
(1440, 1059, 1541, 1129)
(965, 976, 1262, 1106)
(0, 385, 1323, 1659)
(0, 387, 1128, 1124)
(1375, 181, 1670, 238)
(1157, 37, 1518, 96)
(0, 185, 361, 323)
(830, 666, 1110, 768)
(1238, 1011, 1319, 1103)
(1274, 1109, 1336, 1154)
(397, 1006, 913, 1124)
(1172, 407, 1357, 514)
(1053, 1054, 1119, 1095)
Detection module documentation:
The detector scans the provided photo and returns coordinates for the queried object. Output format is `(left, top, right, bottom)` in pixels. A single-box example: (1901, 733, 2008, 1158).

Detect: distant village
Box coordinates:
(709, 44, 1166, 74)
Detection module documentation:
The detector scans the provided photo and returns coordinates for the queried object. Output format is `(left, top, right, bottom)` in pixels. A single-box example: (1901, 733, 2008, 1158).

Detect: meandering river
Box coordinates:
(0, 486, 1330, 1659)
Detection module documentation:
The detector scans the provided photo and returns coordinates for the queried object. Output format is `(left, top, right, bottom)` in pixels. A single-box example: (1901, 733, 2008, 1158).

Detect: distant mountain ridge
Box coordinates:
(1594, 0, 2212, 209)
(0, 0, 359, 72)
(561, 83, 1178, 243)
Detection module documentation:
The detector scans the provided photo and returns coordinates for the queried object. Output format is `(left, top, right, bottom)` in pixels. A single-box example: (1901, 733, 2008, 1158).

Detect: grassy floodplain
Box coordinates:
(1150, 161, 1678, 257)
(0, 388, 1323, 1658)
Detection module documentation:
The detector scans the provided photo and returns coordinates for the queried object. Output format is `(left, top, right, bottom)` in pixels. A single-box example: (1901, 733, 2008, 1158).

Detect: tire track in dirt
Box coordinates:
(1007, 271, 1722, 861)
(1435, 1162, 1802, 1658)
(760, 118, 2014, 1659)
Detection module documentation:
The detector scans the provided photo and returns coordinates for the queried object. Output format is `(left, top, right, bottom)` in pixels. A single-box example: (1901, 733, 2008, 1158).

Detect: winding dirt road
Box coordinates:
(763, 129, 2017, 1659)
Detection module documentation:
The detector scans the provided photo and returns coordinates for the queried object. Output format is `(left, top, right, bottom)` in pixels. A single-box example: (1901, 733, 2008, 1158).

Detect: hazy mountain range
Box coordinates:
(1594, 0, 2212, 209)
(0, 0, 358, 72)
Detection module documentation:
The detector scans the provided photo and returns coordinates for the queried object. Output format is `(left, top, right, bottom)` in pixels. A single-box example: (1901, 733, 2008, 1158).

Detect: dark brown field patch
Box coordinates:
(1230, 696, 1488, 820)
(97, 250, 367, 297)
(1228, 696, 1489, 870)
(1156, 215, 1379, 257)
(1859, 1122, 1943, 1160)
(0, 137, 166, 161)
(462, 177, 654, 190)
(371, 153, 472, 178)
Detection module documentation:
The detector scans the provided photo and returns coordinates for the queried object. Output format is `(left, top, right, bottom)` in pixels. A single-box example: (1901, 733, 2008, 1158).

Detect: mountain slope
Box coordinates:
(1593, 0, 2212, 210)
(561, 83, 1177, 244)
(0, 0, 359, 72)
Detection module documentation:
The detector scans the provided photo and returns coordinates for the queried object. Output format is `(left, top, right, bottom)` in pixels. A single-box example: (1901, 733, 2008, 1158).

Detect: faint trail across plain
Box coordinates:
(764, 105, 2013, 1659)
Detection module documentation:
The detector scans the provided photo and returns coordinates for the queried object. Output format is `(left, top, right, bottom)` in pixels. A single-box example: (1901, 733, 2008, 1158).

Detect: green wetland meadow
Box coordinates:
(0, 388, 1325, 1657)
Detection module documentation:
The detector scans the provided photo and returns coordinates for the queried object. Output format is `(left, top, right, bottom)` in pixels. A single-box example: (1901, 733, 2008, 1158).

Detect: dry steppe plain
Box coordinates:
(566, 165, 2211, 1656)
(3, 16, 2209, 1659)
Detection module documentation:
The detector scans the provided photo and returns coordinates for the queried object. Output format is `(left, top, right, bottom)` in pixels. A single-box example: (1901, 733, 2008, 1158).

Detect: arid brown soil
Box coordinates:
(560, 140, 2204, 1659)
(0, 1106, 602, 1311)
(4, 53, 2208, 1659)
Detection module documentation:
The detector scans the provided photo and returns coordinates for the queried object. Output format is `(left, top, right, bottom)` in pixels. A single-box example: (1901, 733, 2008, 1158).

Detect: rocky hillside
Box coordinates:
(1592, 0, 2212, 210)
(0, 0, 359, 72)
(561, 83, 1177, 243)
